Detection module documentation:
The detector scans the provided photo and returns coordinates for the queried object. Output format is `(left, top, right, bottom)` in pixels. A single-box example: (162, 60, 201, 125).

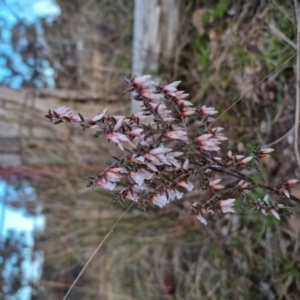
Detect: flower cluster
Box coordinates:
(46, 75, 300, 225)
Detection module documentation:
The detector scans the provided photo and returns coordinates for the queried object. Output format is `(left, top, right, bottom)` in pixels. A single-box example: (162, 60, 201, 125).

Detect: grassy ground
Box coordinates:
(30, 0, 300, 299)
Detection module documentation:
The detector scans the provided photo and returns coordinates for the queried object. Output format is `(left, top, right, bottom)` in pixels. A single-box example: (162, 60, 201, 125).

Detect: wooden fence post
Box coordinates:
(131, 0, 180, 114)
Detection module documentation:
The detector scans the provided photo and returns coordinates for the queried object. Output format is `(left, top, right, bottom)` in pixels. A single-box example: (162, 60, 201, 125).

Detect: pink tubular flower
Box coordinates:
(237, 180, 249, 194)
(166, 151, 183, 168)
(143, 145, 182, 167)
(227, 151, 252, 164)
(287, 179, 298, 185)
(219, 199, 235, 213)
(106, 167, 126, 181)
(132, 111, 151, 124)
(196, 214, 207, 225)
(227, 151, 234, 160)
(270, 209, 280, 220)
(96, 177, 116, 191)
(152, 193, 168, 207)
(125, 190, 139, 202)
(258, 195, 281, 220)
(70, 116, 81, 123)
(146, 145, 172, 161)
(124, 183, 147, 202)
(195, 134, 221, 151)
(260, 148, 274, 154)
(145, 162, 158, 172)
(183, 159, 189, 170)
(162, 81, 181, 95)
(237, 180, 249, 189)
(105, 132, 135, 151)
(96, 167, 126, 191)
(127, 128, 144, 137)
(164, 126, 188, 142)
(199, 105, 218, 116)
(257, 147, 274, 158)
(280, 179, 298, 198)
(177, 179, 194, 191)
(130, 168, 154, 186)
(113, 116, 125, 131)
(139, 89, 163, 103)
(208, 179, 224, 190)
(281, 187, 290, 198)
(131, 75, 154, 88)
(240, 156, 253, 164)
(180, 105, 196, 117)
(156, 104, 175, 122)
(90, 108, 107, 122)
(173, 91, 193, 106)
(210, 127, 228, 141)
(54, 106, 72, 118)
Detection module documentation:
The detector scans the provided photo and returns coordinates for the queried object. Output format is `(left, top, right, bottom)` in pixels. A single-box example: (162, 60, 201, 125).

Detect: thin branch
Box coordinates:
(263, 125, 294, 148)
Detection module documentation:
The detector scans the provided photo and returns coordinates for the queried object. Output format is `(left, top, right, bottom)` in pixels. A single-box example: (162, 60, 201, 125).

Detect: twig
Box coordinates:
(62, 202, 134, 300)
(294, 0, 300, 168)
(263, 125, 294, 148)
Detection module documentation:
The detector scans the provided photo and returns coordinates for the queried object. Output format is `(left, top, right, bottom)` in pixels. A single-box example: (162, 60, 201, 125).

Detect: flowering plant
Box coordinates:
(45, 75, 300, 225)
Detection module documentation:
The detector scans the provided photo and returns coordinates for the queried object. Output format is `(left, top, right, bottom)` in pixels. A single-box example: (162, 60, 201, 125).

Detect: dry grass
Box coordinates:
(1, 0, 300, 299)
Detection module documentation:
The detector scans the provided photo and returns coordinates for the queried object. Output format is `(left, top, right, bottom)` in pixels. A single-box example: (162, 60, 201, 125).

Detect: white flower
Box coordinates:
(196, 214, 207, 225)
(208, 179, 224, 189)
(270, 209, 280, 220)
(183, 159, 189, 170)
(261, 148, 274, 153)
(219, 199, 235, 213)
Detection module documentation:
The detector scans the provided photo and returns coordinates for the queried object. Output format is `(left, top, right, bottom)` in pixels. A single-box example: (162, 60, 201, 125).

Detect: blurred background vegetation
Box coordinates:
(0, 0, 300, 299)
